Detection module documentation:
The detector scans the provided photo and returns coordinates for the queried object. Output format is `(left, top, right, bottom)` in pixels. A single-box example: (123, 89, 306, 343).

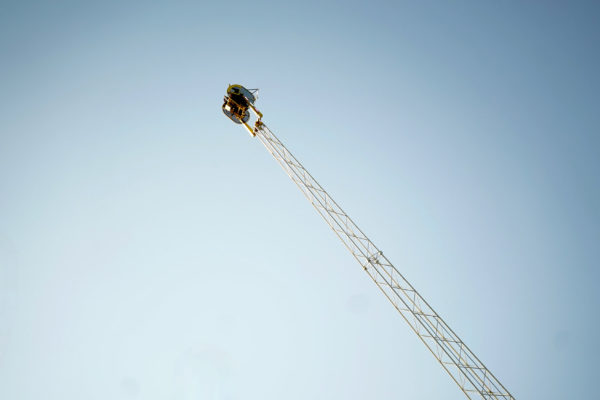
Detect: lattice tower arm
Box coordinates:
(249, 122, 515, 400)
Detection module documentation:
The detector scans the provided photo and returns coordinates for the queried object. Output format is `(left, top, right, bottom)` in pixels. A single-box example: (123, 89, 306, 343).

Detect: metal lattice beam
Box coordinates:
(251, 122, 515, 400)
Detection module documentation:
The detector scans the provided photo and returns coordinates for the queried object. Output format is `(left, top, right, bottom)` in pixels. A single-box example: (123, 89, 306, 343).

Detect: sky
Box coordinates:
(1, 1, 599, 399)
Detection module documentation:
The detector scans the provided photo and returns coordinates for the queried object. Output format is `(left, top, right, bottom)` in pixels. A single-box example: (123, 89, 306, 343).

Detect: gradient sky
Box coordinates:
(1, 1, 599, 399)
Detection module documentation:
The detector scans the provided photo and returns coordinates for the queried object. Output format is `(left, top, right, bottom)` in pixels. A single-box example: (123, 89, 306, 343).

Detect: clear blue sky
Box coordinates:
(1, 1, 599, 399)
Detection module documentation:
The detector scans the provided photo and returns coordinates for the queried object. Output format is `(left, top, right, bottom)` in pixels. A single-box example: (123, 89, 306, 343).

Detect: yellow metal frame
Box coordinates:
(224, 84, 263, 137)
(241, 104, 263, 137)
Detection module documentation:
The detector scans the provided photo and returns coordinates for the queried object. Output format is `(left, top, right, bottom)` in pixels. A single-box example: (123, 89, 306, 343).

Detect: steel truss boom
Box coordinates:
(251, 122, 515, 400)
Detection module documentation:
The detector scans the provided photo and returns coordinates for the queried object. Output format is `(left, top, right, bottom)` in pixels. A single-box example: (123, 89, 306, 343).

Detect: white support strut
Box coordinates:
(252, 122, 515, 400)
